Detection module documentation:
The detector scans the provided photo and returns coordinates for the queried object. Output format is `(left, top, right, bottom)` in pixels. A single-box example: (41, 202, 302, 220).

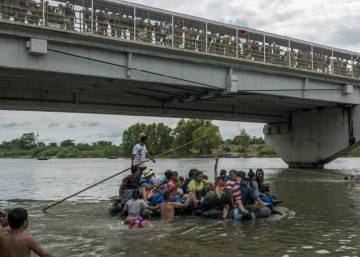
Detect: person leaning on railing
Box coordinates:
(27, 0, 41, 25)
(81, 7, 91, 32)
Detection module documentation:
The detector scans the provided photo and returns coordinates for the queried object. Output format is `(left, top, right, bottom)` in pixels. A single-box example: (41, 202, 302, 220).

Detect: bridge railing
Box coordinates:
(1, 0, 359, 80)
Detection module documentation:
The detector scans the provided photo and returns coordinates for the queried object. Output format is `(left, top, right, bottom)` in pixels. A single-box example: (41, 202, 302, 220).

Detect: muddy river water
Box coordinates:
(0, 158, 359, 257)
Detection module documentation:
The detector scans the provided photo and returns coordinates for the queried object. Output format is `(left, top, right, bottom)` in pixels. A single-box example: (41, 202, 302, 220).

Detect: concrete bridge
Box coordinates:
(0, 0, 360, 168)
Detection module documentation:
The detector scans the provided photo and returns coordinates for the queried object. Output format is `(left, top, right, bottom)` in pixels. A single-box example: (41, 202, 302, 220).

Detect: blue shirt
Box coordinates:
(139, 177, 154, 186)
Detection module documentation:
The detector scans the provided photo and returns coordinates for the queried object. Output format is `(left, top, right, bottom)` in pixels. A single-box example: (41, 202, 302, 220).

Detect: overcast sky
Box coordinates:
(1, 0, 359, 144)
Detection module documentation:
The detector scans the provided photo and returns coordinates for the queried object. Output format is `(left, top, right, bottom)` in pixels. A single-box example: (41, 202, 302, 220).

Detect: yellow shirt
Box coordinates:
(187, 180, 204, 192)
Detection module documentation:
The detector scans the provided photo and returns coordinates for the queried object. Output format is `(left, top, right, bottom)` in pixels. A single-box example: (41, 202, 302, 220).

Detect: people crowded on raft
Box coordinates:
(116, 158, 282, 229)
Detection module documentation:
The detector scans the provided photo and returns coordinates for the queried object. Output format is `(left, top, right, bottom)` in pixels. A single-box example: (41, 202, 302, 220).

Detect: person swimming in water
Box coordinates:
(159, 192, 190, 222)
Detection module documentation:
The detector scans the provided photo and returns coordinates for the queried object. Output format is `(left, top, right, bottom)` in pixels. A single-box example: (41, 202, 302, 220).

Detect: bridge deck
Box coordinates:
(0, 0, 359, 81)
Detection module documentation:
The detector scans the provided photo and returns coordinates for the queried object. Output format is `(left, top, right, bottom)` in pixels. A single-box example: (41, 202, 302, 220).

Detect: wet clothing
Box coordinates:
(182, 177, 193, 193)
(124, 199, 148, 217)
(139, 177, 154, 186)
(256, 178, 265, 192)
(129, 216, 144, 229)
(121, 189, 135, 205)
(226, 179, 241, 201)
(122, 174, 140, 191)
(187, 180, 204, 193)
(241, 187, 257, 206)
(132, 143, 147, 168)
(221, 175, 230, 182)
(162, 178, 177, 196)
(259, 195, 275, 210)
(215, 184, 226, 192)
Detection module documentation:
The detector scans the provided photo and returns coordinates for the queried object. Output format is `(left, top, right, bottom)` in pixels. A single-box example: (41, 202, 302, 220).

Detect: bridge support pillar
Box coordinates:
(264, 106, 360, 168)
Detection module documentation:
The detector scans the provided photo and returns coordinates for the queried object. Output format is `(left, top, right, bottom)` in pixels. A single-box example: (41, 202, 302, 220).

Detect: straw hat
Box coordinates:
(143, 169, 155, 178)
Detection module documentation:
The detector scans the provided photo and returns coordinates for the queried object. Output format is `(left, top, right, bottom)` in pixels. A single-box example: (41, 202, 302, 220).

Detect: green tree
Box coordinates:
(122, 123, 174, 155)
(37, 142, 46, 147)
(250, 136, 265, 145)
(93, 140, 112, 147)
(76, 143, 91, 151)
(60, 139, 75, 147)
(49, 142, 58, 147)
(233, 129, 251, 152)
(145, 123, 173, 154)
(192, 124, 222, 155)
(18, 133, 37, 150)
(122, 123, 148, 155)
(172, 119, 211, 156)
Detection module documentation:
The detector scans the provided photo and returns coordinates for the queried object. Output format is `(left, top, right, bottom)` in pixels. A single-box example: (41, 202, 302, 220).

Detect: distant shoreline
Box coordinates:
(0, 155, 279, 159)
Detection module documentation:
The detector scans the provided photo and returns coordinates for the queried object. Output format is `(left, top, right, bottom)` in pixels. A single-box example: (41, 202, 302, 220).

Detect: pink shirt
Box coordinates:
(226, 179, 241, 200)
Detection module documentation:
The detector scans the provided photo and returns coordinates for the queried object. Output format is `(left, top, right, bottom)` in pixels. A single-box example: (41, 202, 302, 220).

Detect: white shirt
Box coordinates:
(132, 143, 147, 167)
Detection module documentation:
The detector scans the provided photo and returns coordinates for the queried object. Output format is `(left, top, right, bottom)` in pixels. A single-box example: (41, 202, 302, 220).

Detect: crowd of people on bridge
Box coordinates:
(1, 0, 359, 78)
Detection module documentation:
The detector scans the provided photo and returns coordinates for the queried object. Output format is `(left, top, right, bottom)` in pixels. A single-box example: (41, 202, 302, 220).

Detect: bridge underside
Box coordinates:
(0, 67, 340, 123)
(1, 22, 360, 168)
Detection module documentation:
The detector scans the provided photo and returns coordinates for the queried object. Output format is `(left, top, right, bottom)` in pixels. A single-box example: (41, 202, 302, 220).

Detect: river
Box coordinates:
(0, 158, 359, 257)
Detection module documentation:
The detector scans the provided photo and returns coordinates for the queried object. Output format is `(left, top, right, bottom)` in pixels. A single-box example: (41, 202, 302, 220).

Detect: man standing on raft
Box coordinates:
(131, 134, 156, 175)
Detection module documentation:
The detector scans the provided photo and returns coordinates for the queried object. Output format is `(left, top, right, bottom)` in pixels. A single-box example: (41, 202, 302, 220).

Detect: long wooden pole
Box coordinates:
(42, 134, 209, 212)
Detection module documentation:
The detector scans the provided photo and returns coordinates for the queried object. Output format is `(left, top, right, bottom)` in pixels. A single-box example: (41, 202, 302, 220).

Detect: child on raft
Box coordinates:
(121, 189, 157, 229)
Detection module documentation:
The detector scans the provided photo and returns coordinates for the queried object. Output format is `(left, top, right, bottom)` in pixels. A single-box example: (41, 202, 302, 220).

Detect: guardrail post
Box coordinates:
(42, 0, 45, 25)
(133, 7, 136, 40)
(351, 54, 354, 77)
(205, 21, 208, 53)
(171, 14, 174, 48)
(331, 50, 334, 74)
(288, 40, 291, 67)
(235, 29, 239, 58)
(263, 34, 266, 63)
(311, 45, 314, 70)
(90, 0, 94, 33)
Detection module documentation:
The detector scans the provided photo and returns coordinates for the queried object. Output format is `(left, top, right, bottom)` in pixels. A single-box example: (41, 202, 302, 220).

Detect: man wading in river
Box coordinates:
(131, 135, 156, 175)
(0, 208, 52, 257)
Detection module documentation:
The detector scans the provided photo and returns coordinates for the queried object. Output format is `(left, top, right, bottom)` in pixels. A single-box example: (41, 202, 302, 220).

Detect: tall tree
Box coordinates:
(233, 129, 251, 152)
(172, 119, 222, 156)
(122, 123, 148, 155)
(18, 133, 37, 150)
(172, 119, 210, 156)
(122, 123, 173, 155)
(60, 139, 75, 147)
(192, 124, 222, 155)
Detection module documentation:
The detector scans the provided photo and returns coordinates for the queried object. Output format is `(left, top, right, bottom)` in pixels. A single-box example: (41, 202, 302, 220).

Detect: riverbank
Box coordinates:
(0, 144, 277, 159)
(3, 143, 360, 159)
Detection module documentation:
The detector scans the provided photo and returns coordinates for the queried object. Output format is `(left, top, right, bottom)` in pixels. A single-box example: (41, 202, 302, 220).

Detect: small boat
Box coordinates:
(107, 156, 118, 159)
(37, 156, 49, 160)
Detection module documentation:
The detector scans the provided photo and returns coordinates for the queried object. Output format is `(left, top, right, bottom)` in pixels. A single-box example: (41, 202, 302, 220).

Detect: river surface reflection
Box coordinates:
(0, 158, 359, 257)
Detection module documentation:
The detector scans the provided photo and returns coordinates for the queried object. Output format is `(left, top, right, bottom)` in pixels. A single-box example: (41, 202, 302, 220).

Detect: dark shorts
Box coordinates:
(139, 166, 147, 176)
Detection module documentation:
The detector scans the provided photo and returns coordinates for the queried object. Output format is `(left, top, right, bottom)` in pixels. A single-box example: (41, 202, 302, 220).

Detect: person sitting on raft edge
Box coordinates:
(140, 168, 160, 203)
(119, 166, 141, 205)
(187, 171, 205, 208)
(225, 170, 251, 219)
(121, 189, 158, 230)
